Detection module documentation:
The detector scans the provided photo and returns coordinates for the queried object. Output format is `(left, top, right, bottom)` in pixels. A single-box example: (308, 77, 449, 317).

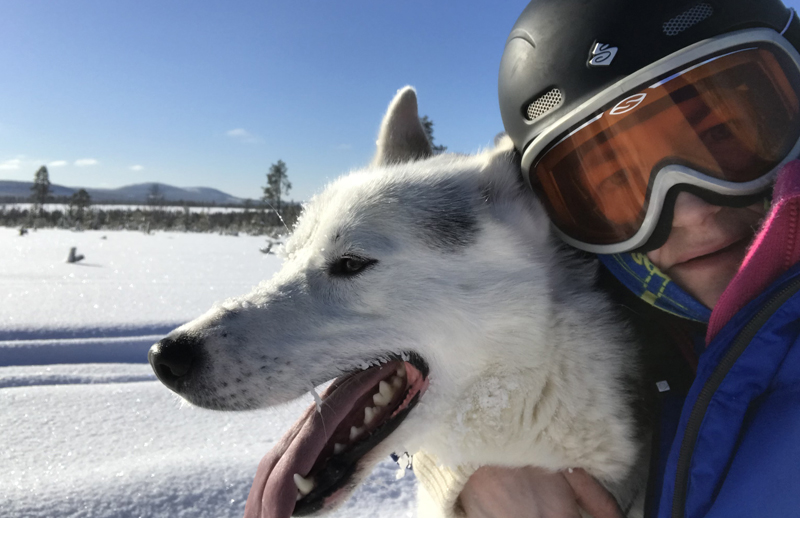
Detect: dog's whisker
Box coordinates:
(307, 381, 335, 441)
(308, 382, 323, 414)
(261, 200, 294, 236)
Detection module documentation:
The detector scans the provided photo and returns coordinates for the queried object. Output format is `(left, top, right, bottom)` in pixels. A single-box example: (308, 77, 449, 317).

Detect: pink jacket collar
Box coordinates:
(707, 160, 800, 345)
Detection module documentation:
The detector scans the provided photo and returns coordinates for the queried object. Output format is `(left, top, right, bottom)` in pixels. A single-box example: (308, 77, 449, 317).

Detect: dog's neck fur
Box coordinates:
(407, 209, 640, 487)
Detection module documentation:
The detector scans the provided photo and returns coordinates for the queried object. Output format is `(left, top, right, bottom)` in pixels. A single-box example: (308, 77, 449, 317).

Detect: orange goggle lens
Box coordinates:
(531, 45, 800, 246)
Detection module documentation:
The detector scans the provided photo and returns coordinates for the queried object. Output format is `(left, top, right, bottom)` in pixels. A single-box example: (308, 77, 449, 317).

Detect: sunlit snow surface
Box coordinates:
(0, 228, 417, 517)
(2, 227, 280, 338)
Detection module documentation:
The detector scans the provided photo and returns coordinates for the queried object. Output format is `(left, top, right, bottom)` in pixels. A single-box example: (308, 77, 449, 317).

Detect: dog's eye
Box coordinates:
(329, 255, 376, 277)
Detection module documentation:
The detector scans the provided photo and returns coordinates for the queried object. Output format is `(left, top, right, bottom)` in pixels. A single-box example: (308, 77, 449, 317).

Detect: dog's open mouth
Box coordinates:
(244, 352, 429, 517)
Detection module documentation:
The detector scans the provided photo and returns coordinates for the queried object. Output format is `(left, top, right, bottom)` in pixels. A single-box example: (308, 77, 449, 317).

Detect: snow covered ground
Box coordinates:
(0, 227, 417, 517)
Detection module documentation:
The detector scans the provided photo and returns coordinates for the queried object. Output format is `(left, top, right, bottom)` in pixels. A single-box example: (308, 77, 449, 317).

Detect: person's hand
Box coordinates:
(459, 465, 623, 517)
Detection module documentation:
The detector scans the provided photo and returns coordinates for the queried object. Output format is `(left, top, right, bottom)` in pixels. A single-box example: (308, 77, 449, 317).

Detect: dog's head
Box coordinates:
(149, 87, 559, 516)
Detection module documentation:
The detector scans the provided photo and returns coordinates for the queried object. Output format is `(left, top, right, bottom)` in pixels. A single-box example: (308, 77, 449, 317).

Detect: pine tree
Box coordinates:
(31, 166, 51, 211)
(69, 189, 92, 222)
(263, 160, 292, 213)
(420, 115, 446, 154)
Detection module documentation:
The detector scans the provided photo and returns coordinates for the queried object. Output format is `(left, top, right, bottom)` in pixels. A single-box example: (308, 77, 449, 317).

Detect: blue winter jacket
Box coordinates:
(656, 262, 800, 517)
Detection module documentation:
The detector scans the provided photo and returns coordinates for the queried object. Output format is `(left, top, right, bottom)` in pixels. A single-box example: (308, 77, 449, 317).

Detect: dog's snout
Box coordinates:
(149, 336, 200, 390)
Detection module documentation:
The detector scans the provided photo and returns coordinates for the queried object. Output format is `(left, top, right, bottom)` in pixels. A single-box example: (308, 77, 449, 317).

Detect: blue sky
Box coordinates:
(2, 0, 799, 201)
(0, 0, 529, 201)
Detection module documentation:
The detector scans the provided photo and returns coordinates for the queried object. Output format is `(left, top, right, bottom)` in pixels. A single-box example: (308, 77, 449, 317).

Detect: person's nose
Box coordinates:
(670, 191, 722, 228)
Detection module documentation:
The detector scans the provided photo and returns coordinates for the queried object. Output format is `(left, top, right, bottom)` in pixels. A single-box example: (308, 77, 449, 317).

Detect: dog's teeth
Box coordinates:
(391, 375, 404, 389)
(293, 473, 314, 496)
(373, 392, 391, 407)
(401, 352, 410, 362)
(350, 426, 365, 441)
(333, 443, 346, 455)
(296, 492, 303, 501)
(397, 362, 407, 378)
(379, 380, 394, 398)
(364, 407, 376, 424)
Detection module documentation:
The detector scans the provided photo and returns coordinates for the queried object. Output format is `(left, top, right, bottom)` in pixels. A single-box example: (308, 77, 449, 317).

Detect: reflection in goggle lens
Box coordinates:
(530, 45, 800, 246)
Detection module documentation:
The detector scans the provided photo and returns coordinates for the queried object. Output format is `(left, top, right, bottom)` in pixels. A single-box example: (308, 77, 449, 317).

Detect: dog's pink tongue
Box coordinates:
(244, 404, 316, 518)
(244, 368, 391, 518)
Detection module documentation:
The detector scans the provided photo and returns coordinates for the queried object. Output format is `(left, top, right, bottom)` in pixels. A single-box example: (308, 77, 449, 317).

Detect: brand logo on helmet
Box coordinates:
(588, 42, 618, 67)
(609, 93, 648, 115)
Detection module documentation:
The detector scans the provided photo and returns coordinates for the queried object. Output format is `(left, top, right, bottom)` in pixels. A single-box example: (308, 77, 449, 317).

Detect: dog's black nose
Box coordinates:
(149, 336, 199, 390)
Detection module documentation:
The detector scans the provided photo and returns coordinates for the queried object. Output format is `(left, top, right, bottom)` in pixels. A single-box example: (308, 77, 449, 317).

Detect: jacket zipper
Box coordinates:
(671, 274, 800, 517)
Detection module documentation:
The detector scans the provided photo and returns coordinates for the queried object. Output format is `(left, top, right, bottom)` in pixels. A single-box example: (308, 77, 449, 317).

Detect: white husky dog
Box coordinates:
(149, 87, 650, 517)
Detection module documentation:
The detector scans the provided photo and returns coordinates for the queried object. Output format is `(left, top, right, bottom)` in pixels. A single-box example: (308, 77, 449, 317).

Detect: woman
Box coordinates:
(415, 0, 800, 517)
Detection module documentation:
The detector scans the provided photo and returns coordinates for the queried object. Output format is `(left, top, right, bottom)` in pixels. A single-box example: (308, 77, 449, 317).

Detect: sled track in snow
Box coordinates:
(0, 324, 181, 367)
(0, 324, 182, 342)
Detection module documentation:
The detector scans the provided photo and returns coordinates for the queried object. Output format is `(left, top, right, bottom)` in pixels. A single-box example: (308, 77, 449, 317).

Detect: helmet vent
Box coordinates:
(663, 3, 714, 37)
(526, 88, 563, 121)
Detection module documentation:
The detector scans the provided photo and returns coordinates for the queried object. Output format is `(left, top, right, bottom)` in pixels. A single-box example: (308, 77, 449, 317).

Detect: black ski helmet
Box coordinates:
(499, 0, 799, 155)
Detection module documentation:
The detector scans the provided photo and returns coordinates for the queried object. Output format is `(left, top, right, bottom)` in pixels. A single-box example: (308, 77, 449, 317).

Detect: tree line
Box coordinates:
(5, 117, 445, 235)
(0, 203, 302, 236)
(1, 164, 302, 236)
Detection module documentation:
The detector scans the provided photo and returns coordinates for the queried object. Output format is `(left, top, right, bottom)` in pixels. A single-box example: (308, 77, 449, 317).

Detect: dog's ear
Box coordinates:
(480, 134, 529, 201)
(371, 86, 433, 167)
(483, 134, 523, 180)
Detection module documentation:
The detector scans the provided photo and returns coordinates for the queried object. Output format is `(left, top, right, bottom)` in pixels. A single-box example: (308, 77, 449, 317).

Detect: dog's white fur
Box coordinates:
(168, 87, 648, 515)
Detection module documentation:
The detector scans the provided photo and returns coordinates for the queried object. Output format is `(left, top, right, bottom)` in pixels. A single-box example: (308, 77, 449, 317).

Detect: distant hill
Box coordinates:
(0, 180, 246, 206)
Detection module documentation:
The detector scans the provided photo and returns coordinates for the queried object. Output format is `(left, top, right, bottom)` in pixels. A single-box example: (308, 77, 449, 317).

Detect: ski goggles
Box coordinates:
(521, 28, 800, 253)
